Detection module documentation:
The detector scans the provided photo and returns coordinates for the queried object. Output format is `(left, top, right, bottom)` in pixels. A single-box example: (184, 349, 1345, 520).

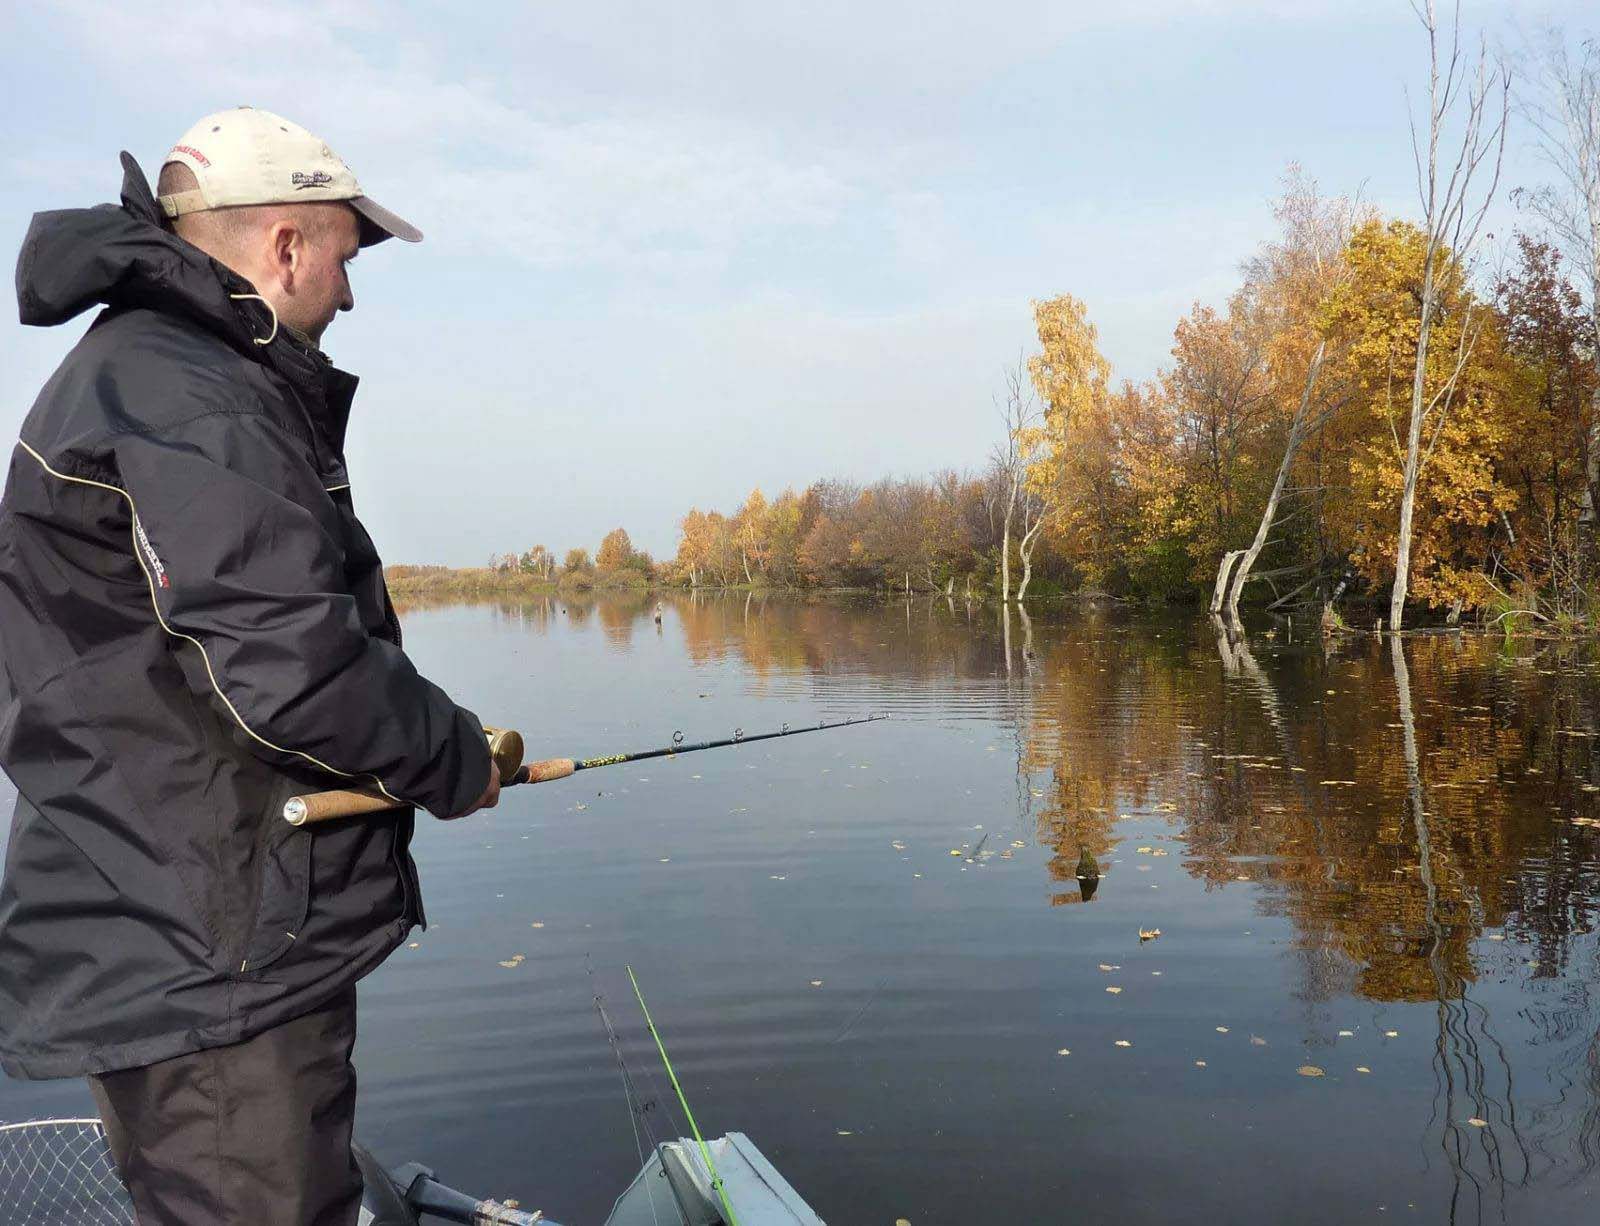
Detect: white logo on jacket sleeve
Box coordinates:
(133, 516, 171, 589)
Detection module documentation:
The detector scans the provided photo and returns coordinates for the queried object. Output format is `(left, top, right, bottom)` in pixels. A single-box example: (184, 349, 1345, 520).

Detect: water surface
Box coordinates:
(6, 594, 1600, 1224)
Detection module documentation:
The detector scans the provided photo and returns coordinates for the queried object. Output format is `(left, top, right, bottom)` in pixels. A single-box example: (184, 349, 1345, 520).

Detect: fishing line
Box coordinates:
(587, 956, 655, 1171)
(628, 966, 740, 1226)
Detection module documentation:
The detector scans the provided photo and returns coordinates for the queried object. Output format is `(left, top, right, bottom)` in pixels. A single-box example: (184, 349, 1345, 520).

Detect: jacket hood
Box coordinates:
(15, 153, 268, 352)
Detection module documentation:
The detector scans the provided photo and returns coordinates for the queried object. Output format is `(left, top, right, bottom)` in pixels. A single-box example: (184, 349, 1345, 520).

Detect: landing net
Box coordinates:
(0, 1119, 135, 1225)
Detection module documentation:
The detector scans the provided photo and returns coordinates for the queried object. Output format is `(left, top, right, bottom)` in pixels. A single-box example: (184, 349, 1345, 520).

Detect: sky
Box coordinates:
(1, 1, 1595, 563)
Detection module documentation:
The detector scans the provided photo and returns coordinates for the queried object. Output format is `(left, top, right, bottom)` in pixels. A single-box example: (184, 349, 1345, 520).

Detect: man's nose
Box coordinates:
(340, 283, 355, 313)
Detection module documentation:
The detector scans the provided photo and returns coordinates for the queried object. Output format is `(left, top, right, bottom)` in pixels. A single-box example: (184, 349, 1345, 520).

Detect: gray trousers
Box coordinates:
(88, 987, 362, 1226)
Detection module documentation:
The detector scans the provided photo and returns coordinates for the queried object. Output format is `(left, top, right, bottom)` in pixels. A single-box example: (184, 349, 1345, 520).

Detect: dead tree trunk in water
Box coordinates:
(1210, 551, 1245, 615)
(1223, 342, 1328, 621)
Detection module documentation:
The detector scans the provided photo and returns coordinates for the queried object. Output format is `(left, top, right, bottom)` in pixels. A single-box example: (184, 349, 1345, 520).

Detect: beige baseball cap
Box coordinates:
(157, 106, 421, 246)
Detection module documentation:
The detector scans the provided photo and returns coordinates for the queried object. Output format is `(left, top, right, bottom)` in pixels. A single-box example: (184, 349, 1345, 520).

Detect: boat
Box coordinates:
(0, 1117, 826, 1225)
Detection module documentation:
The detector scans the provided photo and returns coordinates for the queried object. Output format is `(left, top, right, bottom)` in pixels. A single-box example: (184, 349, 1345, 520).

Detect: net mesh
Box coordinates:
(0, 1119, 135, 1225)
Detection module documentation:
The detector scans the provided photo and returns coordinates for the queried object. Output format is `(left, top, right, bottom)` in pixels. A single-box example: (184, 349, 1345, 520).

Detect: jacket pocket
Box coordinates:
(236, 825, 312, 974)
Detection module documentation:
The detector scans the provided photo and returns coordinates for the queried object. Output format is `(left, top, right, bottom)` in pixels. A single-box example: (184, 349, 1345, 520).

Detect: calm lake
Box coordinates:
(6, 593, 1600, 1224)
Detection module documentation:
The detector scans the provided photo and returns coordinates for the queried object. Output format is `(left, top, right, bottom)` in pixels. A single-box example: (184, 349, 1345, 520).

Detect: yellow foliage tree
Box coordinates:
(1027, 294, 1121, 587)
(1318, 219, 1513, 609)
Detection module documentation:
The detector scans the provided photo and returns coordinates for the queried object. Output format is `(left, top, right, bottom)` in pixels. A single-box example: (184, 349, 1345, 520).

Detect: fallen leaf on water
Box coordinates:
(1105, 986, 1123, 995)
(530, 922, 545, 929)
(1356, 1066, 1371, 1074)
(1056, 1048, 1071, 1056)
(1114, 1040, 1132, 1048)
(770, 875, 788, 881)
(1139, 927, 1162, 942)
(659, 858, 671, 863)
(949, 849, 963, 857)
(1195, 1060, 1207, 1067)
(836, 1130, 853, 1136)
(1137, 846, 1155, 855)
(810, 980, 823, 987)
(1337, 1029, 1353, 1037)
(1467, 1118, 1487, 1128)
(1297, 1065, 1325, 1077)
(1384, 1030, 1399, 1038)
(498, 955, 526, 969)
(1098, 964, 1119, 972)
(1216, 1026, 1230, 1034)
(407, 942, 420, 949)
(1250, 1036, 1268, 1047)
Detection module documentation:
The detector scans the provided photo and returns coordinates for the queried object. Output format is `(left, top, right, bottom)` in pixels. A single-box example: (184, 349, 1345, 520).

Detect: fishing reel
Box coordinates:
(482, 726, 526, 781)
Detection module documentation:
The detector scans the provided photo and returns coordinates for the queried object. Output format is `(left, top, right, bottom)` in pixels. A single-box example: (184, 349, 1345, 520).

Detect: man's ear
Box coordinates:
(267, 220, 303, 293)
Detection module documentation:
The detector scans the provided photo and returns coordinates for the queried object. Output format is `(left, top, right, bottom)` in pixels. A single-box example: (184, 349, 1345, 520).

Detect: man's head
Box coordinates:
(155, 107, 420, 345)
(159, 161, 360, 344)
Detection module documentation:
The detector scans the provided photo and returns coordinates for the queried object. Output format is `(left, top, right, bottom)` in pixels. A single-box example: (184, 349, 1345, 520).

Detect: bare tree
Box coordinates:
(1391, 0, 1510, 631)
(994, 358, 1045, 602)
(1517, 32, 1600, 527)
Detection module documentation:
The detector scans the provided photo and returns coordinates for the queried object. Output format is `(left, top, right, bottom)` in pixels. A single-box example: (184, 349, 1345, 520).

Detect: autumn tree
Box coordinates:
(1518, 32, 1600, 528)
(1493, 235, 1598, 606)
(596, 527, 635, 571)
(733, 488, 770, 584)
(1390, 1, 1509, 629)
(1319, 219, 1513, 611)
(1028, 294, 1117, 588)
(519, 544, 555, 579)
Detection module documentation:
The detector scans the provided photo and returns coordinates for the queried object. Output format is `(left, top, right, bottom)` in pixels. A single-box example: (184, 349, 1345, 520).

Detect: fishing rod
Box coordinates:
(282, 713, 886, 826)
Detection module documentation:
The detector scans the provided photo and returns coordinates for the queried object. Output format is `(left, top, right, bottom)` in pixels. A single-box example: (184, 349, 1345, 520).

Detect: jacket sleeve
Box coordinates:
(110, 407, 493, 818)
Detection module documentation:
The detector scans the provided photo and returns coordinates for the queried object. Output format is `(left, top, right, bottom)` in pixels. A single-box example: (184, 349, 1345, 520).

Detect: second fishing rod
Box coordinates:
(282, 713, 887, 826)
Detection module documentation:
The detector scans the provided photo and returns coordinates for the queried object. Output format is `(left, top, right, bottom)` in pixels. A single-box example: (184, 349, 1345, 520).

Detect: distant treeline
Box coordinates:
(667, 175, 1600, 625)
(405, 31, 1600, 628)
(385, 528, 658, 598)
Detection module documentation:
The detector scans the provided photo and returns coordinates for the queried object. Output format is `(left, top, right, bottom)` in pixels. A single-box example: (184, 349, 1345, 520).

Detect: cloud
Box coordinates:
(41, 0, 864, 272)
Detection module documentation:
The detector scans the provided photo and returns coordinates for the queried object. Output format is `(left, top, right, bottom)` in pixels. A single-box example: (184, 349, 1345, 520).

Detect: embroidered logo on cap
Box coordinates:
(291, 170, 335, 190)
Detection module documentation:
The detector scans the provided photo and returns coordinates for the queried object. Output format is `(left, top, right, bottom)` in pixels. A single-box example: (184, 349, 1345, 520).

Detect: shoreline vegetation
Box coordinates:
(398, 22, 1600, 640)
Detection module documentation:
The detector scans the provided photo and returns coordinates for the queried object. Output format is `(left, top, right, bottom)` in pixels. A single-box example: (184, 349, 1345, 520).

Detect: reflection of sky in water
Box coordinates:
(5, 595, 1600, 1225)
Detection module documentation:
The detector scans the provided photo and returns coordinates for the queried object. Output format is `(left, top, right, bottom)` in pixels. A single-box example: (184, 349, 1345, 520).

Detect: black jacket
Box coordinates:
(0, 155, 492, 1079)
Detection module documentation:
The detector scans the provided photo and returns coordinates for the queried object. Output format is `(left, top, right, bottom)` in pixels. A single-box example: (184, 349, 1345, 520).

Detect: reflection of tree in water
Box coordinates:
(402, 592, 1600, 1203)
(1393, 635, 1531, 1224)
(1013, 615, 1600, 1214)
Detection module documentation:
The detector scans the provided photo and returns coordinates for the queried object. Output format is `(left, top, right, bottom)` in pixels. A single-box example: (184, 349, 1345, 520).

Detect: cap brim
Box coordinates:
(350, 195, 423, 246)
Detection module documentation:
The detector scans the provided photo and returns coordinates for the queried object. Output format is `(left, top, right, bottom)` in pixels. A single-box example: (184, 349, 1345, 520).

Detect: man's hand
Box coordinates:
(445, 760, 500, 820)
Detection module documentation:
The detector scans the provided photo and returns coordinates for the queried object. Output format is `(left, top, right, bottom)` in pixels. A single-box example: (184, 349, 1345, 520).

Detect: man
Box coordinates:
(0, 107, 500, 1224)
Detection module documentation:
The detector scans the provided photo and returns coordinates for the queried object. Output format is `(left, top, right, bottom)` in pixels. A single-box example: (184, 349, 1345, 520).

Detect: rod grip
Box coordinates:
(525, 757, 576, 783)
(283, 787, 401, 826)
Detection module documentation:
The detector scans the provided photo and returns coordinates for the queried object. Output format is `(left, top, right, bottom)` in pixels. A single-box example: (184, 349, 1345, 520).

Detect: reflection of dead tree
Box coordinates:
(1393, 636, 1530, 1221)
